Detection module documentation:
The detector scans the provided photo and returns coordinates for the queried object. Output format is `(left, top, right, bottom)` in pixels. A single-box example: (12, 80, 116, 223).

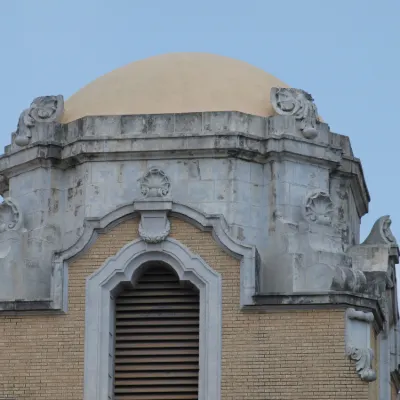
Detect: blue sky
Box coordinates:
(0, 0, 399, 241)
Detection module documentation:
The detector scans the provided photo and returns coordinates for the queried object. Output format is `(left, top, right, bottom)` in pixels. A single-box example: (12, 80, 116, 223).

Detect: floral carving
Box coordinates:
(139, 219, 171, 244)
(345, 346, 376, 382)
(0, 198, 23, 233)
(139, 168, 171, 198)
(304, 190, 334, 225)
(15, 95, 64, 147)
(270, 87, 319, 139)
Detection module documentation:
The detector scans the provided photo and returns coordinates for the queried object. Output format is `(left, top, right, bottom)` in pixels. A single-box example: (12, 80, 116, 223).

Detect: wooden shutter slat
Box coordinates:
(115, 371, 198, 379)
(115, 394, 198, 400)
(116, 326, 199, 334)
(116, 296, 199, 304)
(116, 341, 199, 349)
(115, 363, 199, 371)
(114, 265, 199, 399)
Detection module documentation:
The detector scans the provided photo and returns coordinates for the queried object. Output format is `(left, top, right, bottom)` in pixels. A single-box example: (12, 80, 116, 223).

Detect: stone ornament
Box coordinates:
(363, 215, 397, 245)
(0, 198, 23, 233)
(345, 346, 376, 382)
(345, 308, 376, 382)
(270, 87, 319, 139)
(139, 167, 171, 198)
(303, 190, 334, 225)
(14, 95, 64, 147)
(139, 217, 171, 244)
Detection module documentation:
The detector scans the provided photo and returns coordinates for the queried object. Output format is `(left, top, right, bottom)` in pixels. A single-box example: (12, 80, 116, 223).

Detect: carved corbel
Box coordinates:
(271, 87, 319, 139)
(14, 95, 64, 147)
(345, 308, 376, 382)
(134, 168, 172, 244)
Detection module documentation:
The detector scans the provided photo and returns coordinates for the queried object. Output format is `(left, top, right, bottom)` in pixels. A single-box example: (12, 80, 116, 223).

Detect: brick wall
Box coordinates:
(0, 216, 369, 399)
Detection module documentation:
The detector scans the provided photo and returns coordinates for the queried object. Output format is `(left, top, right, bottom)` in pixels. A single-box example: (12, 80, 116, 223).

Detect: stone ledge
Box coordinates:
(251, 292, 384, 330)
(0, 300, 55, 315)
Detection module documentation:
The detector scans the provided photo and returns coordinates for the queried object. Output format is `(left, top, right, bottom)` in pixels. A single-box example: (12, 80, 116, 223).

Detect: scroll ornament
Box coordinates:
(14, 95, 64, 147)
(345, 346, 376, 382)
(271, 87, 319, 139)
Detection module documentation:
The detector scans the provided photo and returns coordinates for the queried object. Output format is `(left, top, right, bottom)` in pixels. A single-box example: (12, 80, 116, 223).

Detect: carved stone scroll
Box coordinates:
(345, 308, 376, 382)
(14, 95, 64, 147)
(271, 87, 319, 139)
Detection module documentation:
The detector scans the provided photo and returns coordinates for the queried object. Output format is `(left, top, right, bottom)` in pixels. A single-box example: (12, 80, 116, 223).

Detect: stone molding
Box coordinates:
(1, 110, 369, 218)
(84, 238, 222, 400)
(51, 201, 259, 312)
(345, 307, 376, 382)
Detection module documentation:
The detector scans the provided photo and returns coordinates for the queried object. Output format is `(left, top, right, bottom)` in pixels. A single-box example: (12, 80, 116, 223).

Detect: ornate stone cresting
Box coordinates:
(136, 168, 172, 244)
(0, 198, 23, 233)
(303, 190, 334, 225)
(270, 87, 319, 139)
(363, 215, 397, 245)
(139, 167, 171, 198)
(14, 95, 64, 147)
(345, 308, 376, 382)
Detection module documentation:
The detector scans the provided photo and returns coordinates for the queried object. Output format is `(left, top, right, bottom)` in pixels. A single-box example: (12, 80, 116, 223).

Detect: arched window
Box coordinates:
(83, 238, 222, 400)
(114, 263, 200, 399)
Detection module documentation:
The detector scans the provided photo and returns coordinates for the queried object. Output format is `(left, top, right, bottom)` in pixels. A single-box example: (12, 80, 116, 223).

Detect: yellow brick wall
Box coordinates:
(0, 216, 369, 399)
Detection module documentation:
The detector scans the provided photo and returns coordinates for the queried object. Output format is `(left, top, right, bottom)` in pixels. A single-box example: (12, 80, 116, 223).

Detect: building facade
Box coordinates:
(0, 52, 399, 399)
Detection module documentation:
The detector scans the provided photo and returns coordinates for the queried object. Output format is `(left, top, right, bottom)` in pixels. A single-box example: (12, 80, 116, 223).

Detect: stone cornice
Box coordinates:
(253, 292, 385, 331)
(0, 133, 362, 181)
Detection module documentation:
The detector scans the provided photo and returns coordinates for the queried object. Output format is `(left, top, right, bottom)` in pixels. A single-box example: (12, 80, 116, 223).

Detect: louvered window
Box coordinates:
(114, 264, 200, 400)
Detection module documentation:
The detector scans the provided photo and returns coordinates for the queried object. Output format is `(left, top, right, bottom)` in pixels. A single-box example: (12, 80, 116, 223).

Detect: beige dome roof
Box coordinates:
(61, 52, 289, 123)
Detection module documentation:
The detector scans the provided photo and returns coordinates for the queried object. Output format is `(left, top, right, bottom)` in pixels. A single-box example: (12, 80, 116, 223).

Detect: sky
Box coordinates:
(0, 0, 399, 242)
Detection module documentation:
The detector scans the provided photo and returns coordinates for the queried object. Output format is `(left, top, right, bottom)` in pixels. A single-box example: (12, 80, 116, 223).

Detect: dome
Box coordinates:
(61, 52, 289, 123)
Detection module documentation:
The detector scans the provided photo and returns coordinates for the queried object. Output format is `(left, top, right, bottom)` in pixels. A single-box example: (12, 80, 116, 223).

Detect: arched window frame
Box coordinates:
(84, 238, 222, 400)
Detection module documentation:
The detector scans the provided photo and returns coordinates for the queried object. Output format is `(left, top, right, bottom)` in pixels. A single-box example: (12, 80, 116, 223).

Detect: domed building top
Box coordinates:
(61, 52, 289, 123)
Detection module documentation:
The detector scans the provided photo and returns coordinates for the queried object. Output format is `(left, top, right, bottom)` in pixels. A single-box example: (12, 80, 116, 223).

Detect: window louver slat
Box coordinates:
(114, 265, 199, 400)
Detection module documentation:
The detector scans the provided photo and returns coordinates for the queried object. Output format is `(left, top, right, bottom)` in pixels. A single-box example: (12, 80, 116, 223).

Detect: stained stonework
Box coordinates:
(0, 217, 369, 399)
(1, 53, 399, 398)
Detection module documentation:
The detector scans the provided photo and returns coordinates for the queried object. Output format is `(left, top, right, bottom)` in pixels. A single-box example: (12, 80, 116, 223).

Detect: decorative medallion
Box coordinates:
(139, 168, 171, 198)
(304, 190, 334, 225)
(270, 87, 319, 139)
(0, 198, 23, 233)
(14, 95, 64, 147)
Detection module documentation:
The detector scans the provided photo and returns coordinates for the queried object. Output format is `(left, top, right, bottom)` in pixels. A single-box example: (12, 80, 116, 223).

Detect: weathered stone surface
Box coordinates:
(0, 101, 387, 315)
